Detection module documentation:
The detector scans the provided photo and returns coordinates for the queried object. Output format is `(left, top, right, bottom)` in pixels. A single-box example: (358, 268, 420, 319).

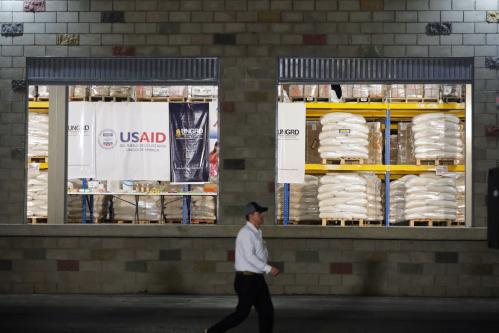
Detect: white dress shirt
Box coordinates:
(234, 222, 272, 274)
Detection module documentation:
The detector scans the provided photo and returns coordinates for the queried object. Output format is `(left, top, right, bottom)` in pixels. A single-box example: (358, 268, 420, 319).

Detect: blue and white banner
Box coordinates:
(95, 102, 170, 180)
(68, 102, 96, 179)
(277, 102, 306, 184)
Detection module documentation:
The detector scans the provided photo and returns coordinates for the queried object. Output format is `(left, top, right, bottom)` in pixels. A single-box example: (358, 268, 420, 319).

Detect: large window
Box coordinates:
(276, 82, 472, 228)
(26, 84, 219, 224)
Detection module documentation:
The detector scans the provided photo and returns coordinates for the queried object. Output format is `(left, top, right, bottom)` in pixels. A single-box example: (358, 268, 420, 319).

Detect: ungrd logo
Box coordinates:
(278, 129, 300, 136)
(98, 129, 117, 149)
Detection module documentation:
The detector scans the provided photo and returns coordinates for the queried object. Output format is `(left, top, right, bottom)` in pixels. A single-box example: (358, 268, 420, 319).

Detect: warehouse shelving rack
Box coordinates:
(281, 100, 467, 227)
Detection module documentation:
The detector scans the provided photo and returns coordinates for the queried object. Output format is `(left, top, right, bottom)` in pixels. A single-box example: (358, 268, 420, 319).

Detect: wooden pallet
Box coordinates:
(322, 219, 365, 227)
(409, 219, 455, 227)
(164, 219, 183, 224)
(28, 156, 48, 163)
(88, 96, 132, 102)
(442, 97, 464, 103)
(35, 97, 50, 101)
(277, 219, 322, 225)
(67, 217, 100, 224)
(116, 220, 160, 224)
(69, 97, 87, 101)
(28, 217, 47, 224)
(188, 97, 215, 102)
(416, 159, 459, 166)
(322, 158, 364, 165)
(191, 219, 216, 224)
(389, 98, 439, 103)
(343, 97, 383, 103)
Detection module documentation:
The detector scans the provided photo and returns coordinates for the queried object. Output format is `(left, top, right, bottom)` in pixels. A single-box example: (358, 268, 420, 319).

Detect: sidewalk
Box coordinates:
(0, 295, 498, 332)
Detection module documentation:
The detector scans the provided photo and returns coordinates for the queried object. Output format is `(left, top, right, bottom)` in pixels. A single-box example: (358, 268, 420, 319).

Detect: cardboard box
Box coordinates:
(306, 120, 322, 164)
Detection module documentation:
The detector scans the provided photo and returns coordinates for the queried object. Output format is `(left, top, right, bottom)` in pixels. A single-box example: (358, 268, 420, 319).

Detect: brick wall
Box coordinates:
(0, 0, 498, 226)
(0, 235, 498, 296)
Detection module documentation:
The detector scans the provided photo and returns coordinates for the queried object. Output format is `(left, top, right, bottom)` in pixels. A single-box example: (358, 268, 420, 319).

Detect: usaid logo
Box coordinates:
(98, 129, 117, 149)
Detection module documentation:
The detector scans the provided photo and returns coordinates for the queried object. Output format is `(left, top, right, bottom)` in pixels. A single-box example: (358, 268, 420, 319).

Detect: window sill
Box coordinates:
(0, 224, 486, 241)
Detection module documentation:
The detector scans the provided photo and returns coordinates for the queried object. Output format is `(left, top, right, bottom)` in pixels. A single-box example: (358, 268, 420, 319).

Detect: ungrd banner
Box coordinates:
(277, 102, 306, 184)
(170, 103, 209, 183)
(67, 102, 96, 179)
(95, 102, 170, 180)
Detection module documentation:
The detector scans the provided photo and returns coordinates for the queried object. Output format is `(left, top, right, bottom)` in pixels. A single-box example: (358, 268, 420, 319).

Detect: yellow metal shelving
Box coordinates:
(306, 102, 465, 119)
(28, 101, 49, 113)
(305, 164, 465, 179)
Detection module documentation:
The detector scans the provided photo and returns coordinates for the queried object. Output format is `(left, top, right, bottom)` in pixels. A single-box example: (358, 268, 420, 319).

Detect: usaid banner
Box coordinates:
(277, 102, 305, 184)
(95, 102, 170, 180)
(170, 103, 209, 183)
(68, 102, 96, 178)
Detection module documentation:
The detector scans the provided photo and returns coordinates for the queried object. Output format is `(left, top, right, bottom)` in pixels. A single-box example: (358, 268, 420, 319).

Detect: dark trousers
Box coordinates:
(208, 273, 274, 333)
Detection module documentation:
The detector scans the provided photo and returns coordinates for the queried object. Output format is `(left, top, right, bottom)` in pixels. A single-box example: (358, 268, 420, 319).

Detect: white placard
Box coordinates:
(95, 102, 170, 180)
(277, 102, 306, 183)
(68, 102, 96, 178)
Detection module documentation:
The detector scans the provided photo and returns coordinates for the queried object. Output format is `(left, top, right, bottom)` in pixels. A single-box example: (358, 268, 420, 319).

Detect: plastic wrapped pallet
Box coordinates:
(362, 172, 384, 221)
(368, 84, 384, 99)
(168, 86, 187, 97)
(412, 113, 463, 160)
(319, 112, 369, 160)
(304, 85, 318, 100)
(37, 85, 49, 99)
(405, 84, 423, 99)
(28, 112, 49, 157)
(341, 85, 354, 99)
(424, 84, 440, 100)
(318, 85, 331, 99)
(277, 175, 320, 222)
(152, 86, 169, 97)
(190, 185, 216, 220)
(29, 86, 36, 99)
(135, 86, 153, 99)
(306, 120, 322, 164)
(404, 173, 457, 220)
(318, 173, 368, 220)
(288, 85, 304, 99)
(90, 86, 110, 97)
(69, 86, 88, 99)
(352, 85, 369, 99)
(442, 84, 462, 99)
(397, 122, 415, 165)
(455, 173, 465, 222)
(114, 195, 161, 221)
(109, 86, 131, 98)
(164, 196, 184, 220)
(27, 164, 47, 217)
(389, 175, 416, 223)
(367, 122, 383, 164)
(390, 135, 397, 164)
(390, 84, 405, 99)
(190, 86, 218, 98)
(66, 179, 106, 222)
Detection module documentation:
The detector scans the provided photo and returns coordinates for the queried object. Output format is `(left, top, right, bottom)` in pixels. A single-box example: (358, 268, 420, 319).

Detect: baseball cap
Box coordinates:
(244, 202, 268, 215)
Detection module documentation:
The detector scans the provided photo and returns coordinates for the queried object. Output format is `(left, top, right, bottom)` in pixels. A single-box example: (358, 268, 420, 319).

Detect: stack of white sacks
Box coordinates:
(28, 113, 49, 157)
(277, 175, 320, 222)
(404, 173, 457, 221)
(319, 113, 369, 160)
(412, 113, 463, 160)
(318, 173, 368, 220)
(389, 175, 416, 223)
(27, 165, 48, 217)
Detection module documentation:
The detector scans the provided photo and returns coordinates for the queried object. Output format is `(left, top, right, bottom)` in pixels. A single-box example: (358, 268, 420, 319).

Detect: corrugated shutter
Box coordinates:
(26, 57, 220, 85)
(278, 57, 473, 83)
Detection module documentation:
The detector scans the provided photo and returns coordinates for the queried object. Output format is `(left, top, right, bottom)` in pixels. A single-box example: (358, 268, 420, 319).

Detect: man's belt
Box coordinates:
(236, 271, 262, 276)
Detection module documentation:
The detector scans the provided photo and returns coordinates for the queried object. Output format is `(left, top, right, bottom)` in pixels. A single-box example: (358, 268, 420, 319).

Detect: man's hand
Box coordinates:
(270, 266, 280, 276)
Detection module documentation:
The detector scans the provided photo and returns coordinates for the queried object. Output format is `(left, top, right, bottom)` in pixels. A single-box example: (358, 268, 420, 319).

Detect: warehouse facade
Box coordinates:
(0, 0, 498, 296)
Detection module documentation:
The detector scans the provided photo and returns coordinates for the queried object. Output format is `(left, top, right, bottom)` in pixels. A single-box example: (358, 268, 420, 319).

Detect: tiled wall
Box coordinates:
(1, 0, 499, 225)
(0, 236, 498, 296)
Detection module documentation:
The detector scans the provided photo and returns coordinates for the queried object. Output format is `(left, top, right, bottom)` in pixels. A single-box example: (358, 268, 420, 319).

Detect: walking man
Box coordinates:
(205, 202, 280, 333)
